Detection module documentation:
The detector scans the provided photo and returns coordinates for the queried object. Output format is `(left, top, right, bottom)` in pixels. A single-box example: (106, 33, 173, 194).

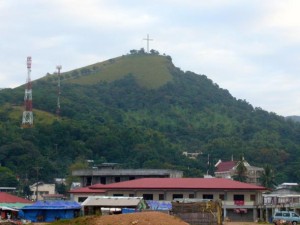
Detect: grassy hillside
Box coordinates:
(57, 54, 173, 89)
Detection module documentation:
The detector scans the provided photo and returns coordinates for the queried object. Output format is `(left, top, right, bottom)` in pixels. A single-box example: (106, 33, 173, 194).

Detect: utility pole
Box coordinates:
(33, 166, 42, 201)
(56, 65, 62, 117)
(143, 34, 153, 53)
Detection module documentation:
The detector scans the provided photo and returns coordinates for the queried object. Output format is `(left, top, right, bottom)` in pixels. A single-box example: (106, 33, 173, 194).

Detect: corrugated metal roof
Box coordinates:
(68, 186, 106, 193)
(0, 192, 32, 204)
(81, 196, 143, 207)
(215, 161, 236, 173)
(91, 178, 266, 190)
(0, 203, 32, 209)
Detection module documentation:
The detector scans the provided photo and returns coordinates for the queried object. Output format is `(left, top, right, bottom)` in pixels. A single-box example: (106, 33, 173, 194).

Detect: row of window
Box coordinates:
(86, 176, 136, 186)
(78, 194, 256, 202)
(112, 193, 255, 201)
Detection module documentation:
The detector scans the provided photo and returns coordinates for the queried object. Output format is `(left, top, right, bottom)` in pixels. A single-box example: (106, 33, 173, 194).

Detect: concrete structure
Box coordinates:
(30, 182, 55, 201)
(214, 159, 264, 185)
(72, 164, 183, 187)
(69, 177, 267, 222)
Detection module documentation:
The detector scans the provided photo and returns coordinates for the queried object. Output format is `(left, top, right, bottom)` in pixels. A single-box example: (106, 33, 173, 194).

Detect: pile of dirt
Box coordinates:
(91, 211, 189, 225)
(0, 222, 20, 225)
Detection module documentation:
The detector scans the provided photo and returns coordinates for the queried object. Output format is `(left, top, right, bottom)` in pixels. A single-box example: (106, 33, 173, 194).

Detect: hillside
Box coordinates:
(0, 50, 300, 190)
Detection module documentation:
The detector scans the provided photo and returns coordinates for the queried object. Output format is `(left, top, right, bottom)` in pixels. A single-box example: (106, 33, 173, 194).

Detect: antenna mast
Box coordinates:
(56, 65, 62, 117)
(22, 56, 33, 128)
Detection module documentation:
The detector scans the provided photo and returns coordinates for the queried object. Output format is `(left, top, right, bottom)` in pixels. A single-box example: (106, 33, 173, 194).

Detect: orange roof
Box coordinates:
(0, 192, 32, 203)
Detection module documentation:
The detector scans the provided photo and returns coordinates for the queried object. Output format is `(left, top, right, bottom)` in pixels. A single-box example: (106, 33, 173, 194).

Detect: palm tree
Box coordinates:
(260, 164, 276, 189)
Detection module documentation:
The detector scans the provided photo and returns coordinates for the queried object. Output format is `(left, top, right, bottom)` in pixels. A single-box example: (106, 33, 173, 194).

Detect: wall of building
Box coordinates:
(30, 184, 55, 201)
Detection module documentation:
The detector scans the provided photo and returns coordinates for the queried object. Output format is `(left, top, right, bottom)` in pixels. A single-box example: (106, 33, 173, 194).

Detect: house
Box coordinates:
(69, 177, 267, 222)
(214, 159, 264, 185)
(0, 192, 33, 220)
(81, 196, 147, 215)
(72, 163, 183, 187)
(21, 200, 81, 222)
(263, 183, 300, 219)
(29, 182, 55, 201)
(0, 187, 17, 193)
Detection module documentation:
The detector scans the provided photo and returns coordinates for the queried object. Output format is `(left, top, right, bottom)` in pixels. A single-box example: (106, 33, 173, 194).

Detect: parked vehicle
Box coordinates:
(272, 211, 300, 225)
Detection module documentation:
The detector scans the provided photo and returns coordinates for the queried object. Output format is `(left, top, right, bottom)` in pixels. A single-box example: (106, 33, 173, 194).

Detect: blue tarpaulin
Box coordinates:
(20, 200, 81, 222)
(146, 200, 172, 211)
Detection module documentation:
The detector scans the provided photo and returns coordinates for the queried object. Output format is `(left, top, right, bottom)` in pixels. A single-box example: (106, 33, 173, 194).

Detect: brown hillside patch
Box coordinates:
(90, 211, 189, 225)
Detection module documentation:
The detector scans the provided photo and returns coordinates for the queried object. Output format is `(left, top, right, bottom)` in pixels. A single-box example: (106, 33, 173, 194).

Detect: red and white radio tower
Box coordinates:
(22, 56, 33, 128)
(56, 65, 62, 117)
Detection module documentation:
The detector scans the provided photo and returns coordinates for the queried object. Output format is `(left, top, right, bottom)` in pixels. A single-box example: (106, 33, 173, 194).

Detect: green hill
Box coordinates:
(0, 50, 300, 189)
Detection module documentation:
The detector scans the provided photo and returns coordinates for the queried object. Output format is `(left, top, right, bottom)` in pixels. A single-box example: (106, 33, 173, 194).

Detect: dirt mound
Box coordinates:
(0, 222, 20, 225)
(92, 211, 189, 225)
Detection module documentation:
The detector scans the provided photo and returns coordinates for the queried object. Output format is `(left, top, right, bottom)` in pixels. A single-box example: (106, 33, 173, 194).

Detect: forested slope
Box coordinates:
(0, 51, 299, 192)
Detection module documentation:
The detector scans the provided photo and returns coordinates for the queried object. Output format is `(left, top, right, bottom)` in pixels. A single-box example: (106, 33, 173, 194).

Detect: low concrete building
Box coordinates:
(262, 183, 300, 220)
(69, 177, 267, 222)
(81, 196, 146, 215)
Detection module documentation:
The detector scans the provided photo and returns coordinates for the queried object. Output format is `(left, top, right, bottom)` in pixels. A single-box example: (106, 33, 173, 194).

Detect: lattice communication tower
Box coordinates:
(22, 56, 33, 128)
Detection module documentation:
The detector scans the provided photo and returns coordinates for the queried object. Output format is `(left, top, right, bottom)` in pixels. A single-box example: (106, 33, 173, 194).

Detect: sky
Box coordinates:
(1, 0, 300, 116)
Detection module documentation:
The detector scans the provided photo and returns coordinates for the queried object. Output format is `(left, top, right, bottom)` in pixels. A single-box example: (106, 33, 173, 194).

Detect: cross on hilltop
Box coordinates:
(143, 34, 153, 53)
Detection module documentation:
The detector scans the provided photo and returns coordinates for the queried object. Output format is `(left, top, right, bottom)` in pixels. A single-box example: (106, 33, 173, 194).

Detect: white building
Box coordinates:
(30, 182, 55, 201)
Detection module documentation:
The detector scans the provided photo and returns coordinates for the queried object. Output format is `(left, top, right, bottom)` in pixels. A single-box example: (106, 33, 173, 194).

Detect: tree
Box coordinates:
(260, 164, 276, 189)
(65, 158, 89, 188)
(233, 156, 247, 182)
(56, 183, 67, 195)
(0, 167, 18, 187)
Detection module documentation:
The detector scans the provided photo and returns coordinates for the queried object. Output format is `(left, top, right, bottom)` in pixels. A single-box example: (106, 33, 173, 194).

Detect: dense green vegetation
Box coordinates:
(0, 50, 300, 195)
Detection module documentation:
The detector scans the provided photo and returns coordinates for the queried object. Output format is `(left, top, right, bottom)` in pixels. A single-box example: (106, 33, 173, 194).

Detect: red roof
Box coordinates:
(215, 161, 236, 173)
(0, 192, 32, 203)
(68, 186, 106, 194)
(90, 178, 266, 190)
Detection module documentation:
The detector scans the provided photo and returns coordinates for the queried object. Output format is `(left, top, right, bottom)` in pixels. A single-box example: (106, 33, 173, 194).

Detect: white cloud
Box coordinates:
(1, 0, 300, 116)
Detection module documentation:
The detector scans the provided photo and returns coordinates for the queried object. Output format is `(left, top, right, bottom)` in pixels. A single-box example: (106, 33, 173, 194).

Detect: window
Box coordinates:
(189, 194, 195, 199)
(78, 197, 87, 203)
(159, 194, 165, 200)
(143, 194, 153, 200)
(203, 194, 213, 200)
(115, 177, 121, 182)
(233, 194, 244, 201)
(219, 194, 225, 200)
(86, 177, 92, 186)
(234, 194, 244, 205)
(250, 194, 256, 201)
(100, 177, 106, 184)
(173, 194, 183, 200)
(113, 194, 123, 197)
(129, 177, 135, 180)
(129, 194, 134, 197)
